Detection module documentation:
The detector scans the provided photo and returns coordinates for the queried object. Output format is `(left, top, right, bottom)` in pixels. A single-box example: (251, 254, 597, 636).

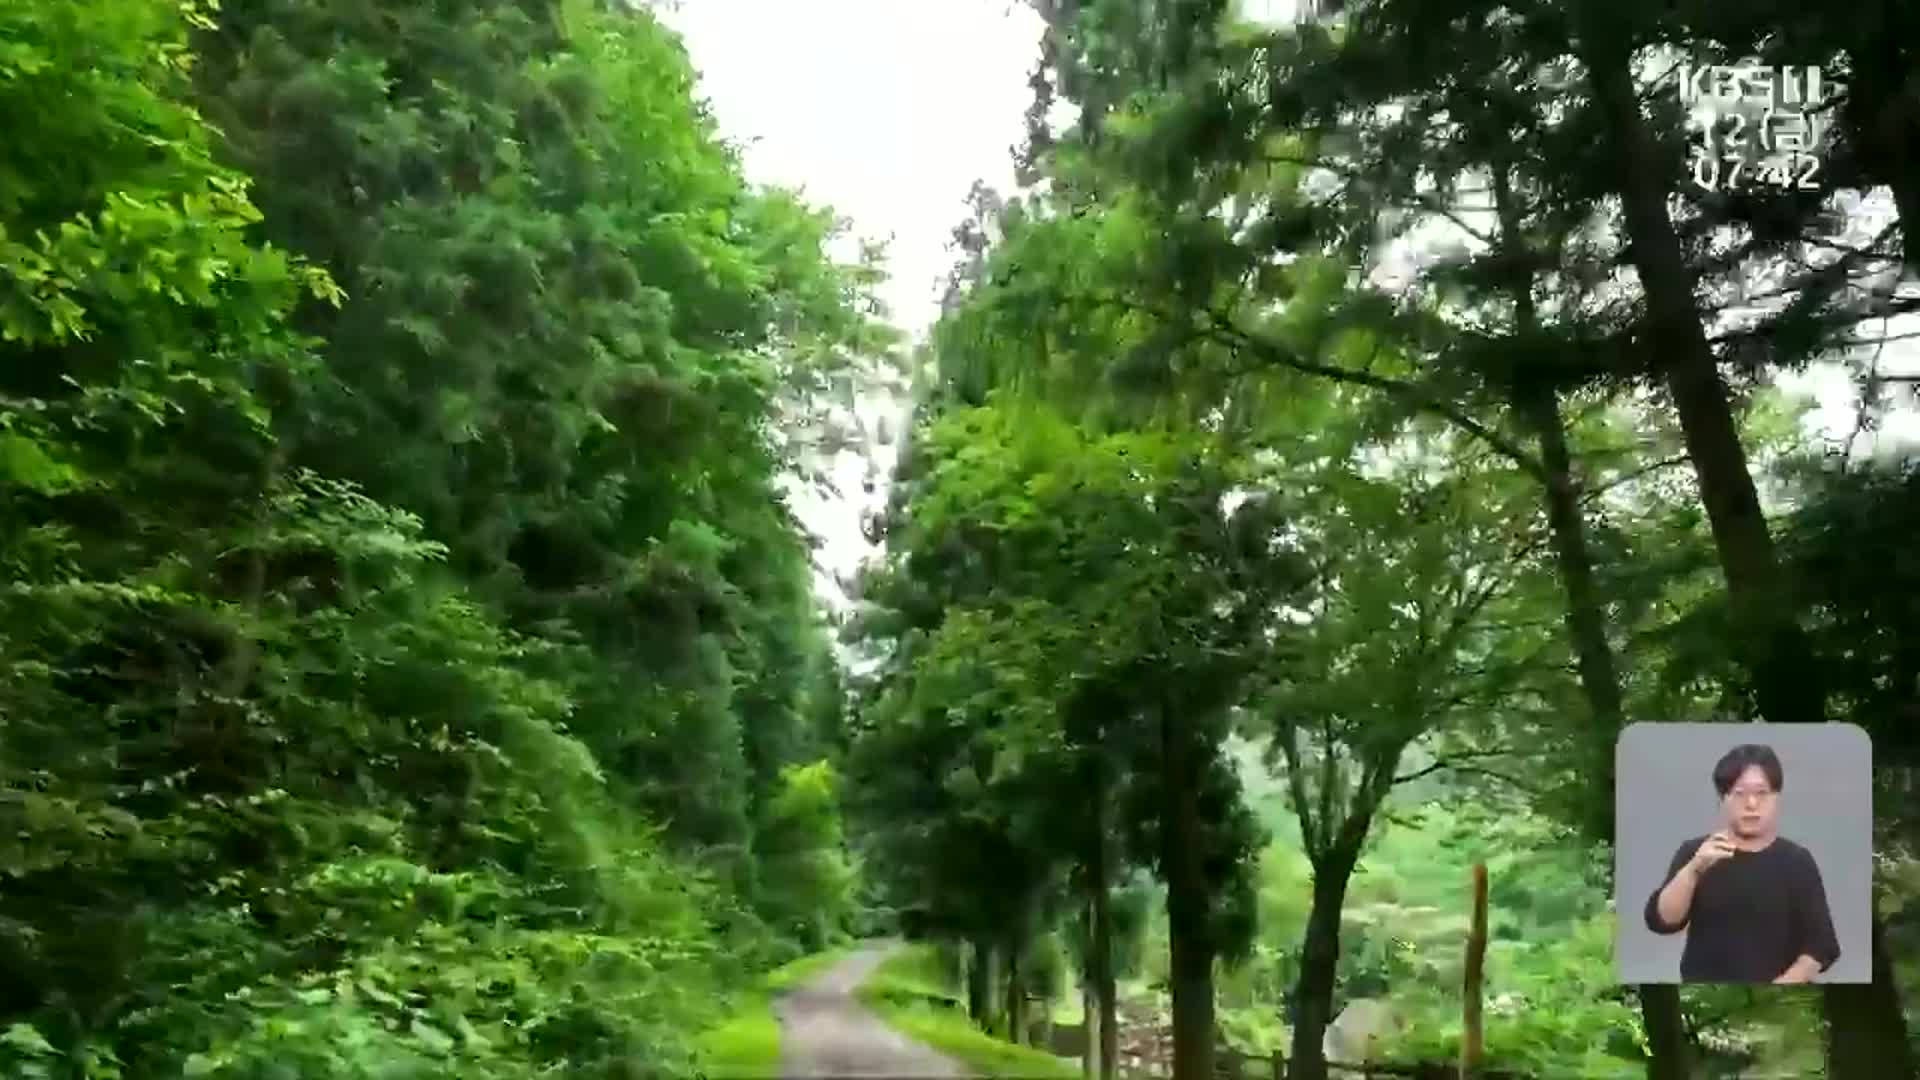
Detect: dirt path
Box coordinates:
(774, 941, 964, 1079)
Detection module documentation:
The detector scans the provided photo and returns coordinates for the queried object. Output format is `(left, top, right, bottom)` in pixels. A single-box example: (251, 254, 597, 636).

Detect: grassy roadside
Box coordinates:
(857, 944, 1080, 1080)
(695, 946, 855, 1077)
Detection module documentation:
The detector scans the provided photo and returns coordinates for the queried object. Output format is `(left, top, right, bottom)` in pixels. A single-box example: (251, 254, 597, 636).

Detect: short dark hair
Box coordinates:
(1713, 743, 1784, 796)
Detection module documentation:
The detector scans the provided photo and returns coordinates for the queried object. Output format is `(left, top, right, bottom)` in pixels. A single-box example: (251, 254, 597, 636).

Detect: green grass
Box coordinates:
(762, 946, 854, 993)
(858, 945, 1079, 1080)
(695, 945, 856, 1077)
(860, 941, 966, 1008)
(696, 1008, 783, 1079)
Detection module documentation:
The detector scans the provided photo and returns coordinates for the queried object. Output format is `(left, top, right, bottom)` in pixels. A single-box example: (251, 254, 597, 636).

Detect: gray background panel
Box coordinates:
(1614, 722, 1872, 984)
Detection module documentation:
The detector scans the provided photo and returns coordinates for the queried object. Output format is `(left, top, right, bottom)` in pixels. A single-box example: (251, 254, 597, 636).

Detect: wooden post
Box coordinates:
(1461, 862, 1489, 1079)
(1269, 1050, 1285, 1080)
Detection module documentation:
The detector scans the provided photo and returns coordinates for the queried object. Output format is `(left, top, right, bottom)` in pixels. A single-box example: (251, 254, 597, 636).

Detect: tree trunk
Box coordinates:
(1461, 863, 1488, 1077)
(1577, 20, 1914, 1077)
(1496, 162, 1693, 1080)
(1634, 986, 1690, 1080)
(942, 942, 965, 990)
(1825, 898, 1916, 1080)
(1890, 163, 1920, 278)
(1578, 24, 1823, 726)
(1161, 699, 1217, 1080)
(1512, 388, 1623, 817)
(1083, 980, 1097, 1080)
(1518, 386, 1693, 1079)
(1839, 55, 1920, 273)
(969, 935, 995, 1030)
(1088, 766, 1119, 1080)
(1096, 897, 1119, 1080)
(1007, 933, 1027, 1046)
(1287, 851, 1357, 1080)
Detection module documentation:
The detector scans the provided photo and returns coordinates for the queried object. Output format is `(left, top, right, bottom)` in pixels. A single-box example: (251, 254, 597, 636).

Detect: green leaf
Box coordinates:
(1, 1024, 56, 1056)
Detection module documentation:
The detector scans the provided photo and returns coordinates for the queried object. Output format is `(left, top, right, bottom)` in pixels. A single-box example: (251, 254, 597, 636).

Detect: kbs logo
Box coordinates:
(1673, 63, 1837, 194)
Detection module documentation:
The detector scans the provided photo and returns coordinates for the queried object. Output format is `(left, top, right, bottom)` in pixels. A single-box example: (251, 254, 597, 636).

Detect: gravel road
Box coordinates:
(773, 941, 965, 1079)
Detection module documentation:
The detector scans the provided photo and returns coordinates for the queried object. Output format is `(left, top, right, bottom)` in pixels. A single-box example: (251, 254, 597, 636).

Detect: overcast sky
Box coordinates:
(659, 0, 1044, 336)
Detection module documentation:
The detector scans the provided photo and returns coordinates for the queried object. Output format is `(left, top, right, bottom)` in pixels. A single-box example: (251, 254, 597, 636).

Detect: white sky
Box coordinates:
(659, 0, 1044, 336)
(657, 1, 1915, 609)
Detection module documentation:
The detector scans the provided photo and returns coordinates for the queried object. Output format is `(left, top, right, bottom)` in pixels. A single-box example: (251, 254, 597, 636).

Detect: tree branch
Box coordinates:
(1445, 763, 1544, 794)
(1262, 151, 1498, 247)
(1580, 454, 1691, 505)
(1392, 747, 1518, 786)
(1197, 309, 1550, 481)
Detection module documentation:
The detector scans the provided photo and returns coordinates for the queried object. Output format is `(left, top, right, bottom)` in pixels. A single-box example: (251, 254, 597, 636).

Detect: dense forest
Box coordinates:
(3, 0, 885, 1075)
(2, 1, 1918, 1079)
(849, 1, 1920, 1080)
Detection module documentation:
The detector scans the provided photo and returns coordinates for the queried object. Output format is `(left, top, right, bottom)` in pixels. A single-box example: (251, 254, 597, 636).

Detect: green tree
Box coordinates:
(851, 391, 1302, 1078)
(189, 0, 883, 898)
(756, 760, 858, 949)
(2, 1, 875, 1075)
(1005, 1, 1916, 1073)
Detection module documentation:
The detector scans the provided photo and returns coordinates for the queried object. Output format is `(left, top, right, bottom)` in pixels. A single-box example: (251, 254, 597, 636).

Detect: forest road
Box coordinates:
(774, 940, 964, 1079)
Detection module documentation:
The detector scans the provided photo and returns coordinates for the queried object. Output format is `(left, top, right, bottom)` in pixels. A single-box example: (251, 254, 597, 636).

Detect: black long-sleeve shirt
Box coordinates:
(1644, 835, 1841, 983)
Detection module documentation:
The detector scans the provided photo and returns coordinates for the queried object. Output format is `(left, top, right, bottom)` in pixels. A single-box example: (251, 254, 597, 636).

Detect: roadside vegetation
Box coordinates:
(697, 947, 859, 1078)
(860, 946, 1081, 1080)
(6, 1, 1919, 1079)
(847, 3, 1920, 1079)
